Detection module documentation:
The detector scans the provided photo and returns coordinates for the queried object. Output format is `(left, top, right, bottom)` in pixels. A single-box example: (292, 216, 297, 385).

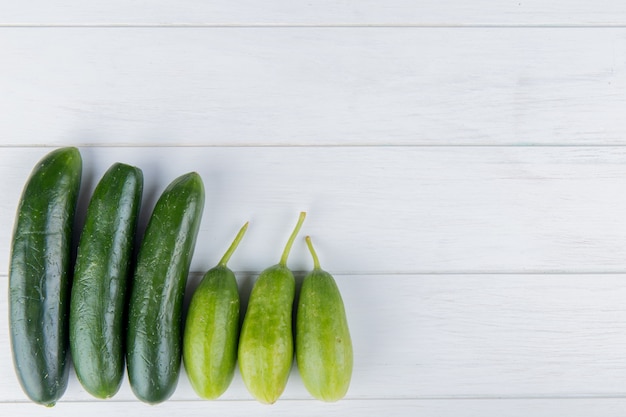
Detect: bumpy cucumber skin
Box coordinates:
(238, 264, 295, 404)
(296, 268, 353, 401)
(183, 265, 240, 399)
(69, 163, 143, 399)
(9, 147, 82, 407)
(127, 172, 205, 405)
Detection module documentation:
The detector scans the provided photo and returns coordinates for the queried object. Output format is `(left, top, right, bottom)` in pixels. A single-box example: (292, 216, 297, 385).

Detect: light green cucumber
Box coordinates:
(296, 236, 353, 401)
(183, 222, 248, 399)
(238, 212, 306, 404)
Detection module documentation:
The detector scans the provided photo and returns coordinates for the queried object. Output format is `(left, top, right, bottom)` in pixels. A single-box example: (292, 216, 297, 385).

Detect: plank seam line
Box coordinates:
(5, 144, 626, 149)
(3, 271, 626, 278)
(2, 23, 626, 29)
(3, 395, 626, 404)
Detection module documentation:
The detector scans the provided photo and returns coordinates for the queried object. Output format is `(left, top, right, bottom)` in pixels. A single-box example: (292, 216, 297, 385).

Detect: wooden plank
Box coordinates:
(1, 28, 626, 146)
(2, 1, 626, 26)
(2, 146, 626, 274)
(2, 274, 626, 402)
(3, 398, 626, 417)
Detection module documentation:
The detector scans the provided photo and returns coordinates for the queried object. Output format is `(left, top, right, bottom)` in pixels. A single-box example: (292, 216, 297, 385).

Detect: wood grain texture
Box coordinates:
(2, 1, 626, 26)
(3, 1, 626, 414)
(1, 28, 626, 146)
(3, 399, 626, 417)
(3, 147, 626, 275)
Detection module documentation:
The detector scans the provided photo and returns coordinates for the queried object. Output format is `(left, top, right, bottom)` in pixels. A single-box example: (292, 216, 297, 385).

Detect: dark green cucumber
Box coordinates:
(183, 222, 248, 399)
(69, 163, 143, 399)
(239, 212, 306, 404)
(9, 147, 82, 407)
(127, 172, 205, 404)
(296, 236, 353, 402)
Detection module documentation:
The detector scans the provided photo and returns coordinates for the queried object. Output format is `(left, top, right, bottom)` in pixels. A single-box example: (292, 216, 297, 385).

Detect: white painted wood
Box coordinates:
(3, 147, 626, 275)
(2, 274, 626, 404)
(4, 398, 626, 417)
(2, 28, 626, 146)
(2, 1, 626, 26)
(3, 1, 626, 414)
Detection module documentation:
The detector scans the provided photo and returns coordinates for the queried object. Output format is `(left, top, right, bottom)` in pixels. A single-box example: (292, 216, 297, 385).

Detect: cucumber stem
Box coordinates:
(279, 212, 306, 266)
(305, 236, 321, 270)
(218, 221, 249, 267)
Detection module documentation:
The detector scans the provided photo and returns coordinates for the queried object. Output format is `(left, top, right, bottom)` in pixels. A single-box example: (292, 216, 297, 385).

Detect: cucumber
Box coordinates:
(183, 222, 248, 399)
(69, 163, 143, 399)
(8, 147, 82, 407)
(238, 212, 306, 404)
(127, 172, 205, 404)
(296, 236, 353, 401)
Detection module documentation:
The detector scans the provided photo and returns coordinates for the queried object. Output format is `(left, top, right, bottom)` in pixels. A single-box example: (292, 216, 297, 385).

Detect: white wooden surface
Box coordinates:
(3, 2, 626, 416)
(3, 28, 626, 146)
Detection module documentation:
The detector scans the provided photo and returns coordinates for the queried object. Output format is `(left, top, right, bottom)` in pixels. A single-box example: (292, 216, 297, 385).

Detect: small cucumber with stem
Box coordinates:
(183, 221, 248, 399)
(296, 236, 353, 401)
(127, 172, 205, 405)
(9, 147, 82, 407)
(238, 212, 306, 404)
(69, 163, 143, 399)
